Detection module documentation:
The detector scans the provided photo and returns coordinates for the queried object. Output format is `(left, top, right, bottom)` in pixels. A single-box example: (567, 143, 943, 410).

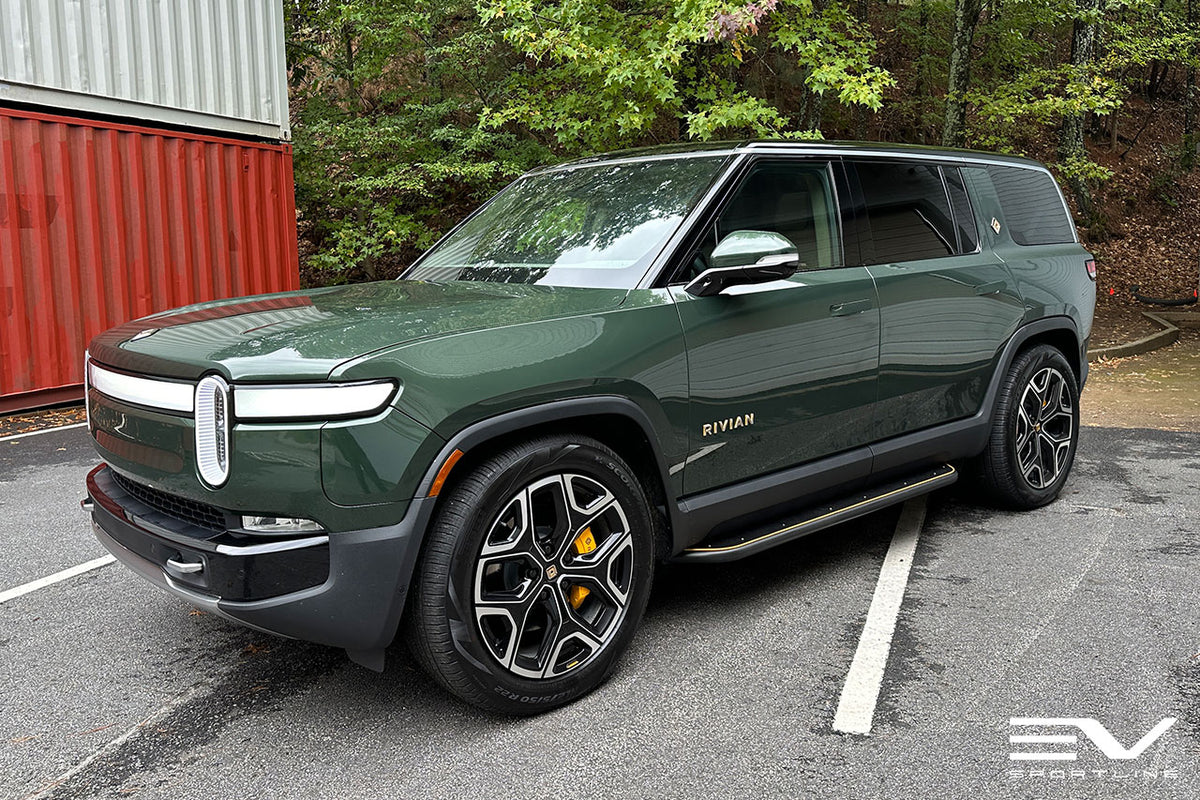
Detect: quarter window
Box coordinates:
(852, 161, 958, 264)
(983, 164, 1075, 246)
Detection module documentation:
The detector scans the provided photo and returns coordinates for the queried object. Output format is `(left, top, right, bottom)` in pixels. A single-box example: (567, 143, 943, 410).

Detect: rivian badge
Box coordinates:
(702, 413, 755, 437)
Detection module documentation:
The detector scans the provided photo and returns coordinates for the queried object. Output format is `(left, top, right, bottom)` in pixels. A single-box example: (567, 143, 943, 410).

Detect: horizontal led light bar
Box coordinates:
(233, 380, 398, 421)
(87, 361, 195, 413)
(85, 362, 397, 421)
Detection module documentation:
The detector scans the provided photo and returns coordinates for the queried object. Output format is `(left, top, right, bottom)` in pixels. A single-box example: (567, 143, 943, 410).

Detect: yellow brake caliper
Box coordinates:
(568, 527, 597, 609)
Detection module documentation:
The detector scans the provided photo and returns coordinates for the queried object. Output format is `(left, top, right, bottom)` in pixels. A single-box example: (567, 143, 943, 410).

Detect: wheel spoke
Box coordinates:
(1041, 420, 1073, 445)
(1050, 435, 1072, 476)
(527, 475, 577, 562)
(1042, 373, 1066, 422)
(479, 490, 535, 558)
(1037, 434, 1057, 488)
(1015, 405, 1035, 450)
(476, 583, 549, 671)
(542, 589, 605, 678)
(563, 474, 615, 523)
(562, 531, 634, 606)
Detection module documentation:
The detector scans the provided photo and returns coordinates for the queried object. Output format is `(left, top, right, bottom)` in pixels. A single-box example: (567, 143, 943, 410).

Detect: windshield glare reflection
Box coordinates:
(405, 157, 727, 288)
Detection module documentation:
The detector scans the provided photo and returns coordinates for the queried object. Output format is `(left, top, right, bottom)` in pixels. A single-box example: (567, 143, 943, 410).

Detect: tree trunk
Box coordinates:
(852, 0, 870, 140)
(941, 0, 984, 147)
(1058, 0, 1102, 216)
(1186, 0, 1198, 167)
(914, 0, 932, 143)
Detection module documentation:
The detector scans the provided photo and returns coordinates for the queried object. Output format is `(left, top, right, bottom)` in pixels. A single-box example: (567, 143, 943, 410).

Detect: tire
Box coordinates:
(404, 435, 655, 714)
(976, 344, 1080, 509)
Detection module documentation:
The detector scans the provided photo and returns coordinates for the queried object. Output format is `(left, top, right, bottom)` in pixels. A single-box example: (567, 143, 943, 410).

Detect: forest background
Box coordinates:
(284, 0, 1200, 314)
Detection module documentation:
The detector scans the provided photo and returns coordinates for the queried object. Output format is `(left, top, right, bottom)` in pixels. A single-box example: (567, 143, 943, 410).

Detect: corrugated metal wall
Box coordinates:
(0, 107, 300, 412)
(0, 0, 289, 140)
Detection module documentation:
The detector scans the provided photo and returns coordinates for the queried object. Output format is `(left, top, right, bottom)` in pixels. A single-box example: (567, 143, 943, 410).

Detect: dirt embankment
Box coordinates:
(1083, 330, 1200, 431)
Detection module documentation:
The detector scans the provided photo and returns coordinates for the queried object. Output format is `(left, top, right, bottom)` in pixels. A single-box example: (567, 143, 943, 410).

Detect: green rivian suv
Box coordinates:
(85, 142, 1095, 713)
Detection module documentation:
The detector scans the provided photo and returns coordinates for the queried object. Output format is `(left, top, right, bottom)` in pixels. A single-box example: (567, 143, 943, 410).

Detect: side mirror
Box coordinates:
(684, 230, 802, 297)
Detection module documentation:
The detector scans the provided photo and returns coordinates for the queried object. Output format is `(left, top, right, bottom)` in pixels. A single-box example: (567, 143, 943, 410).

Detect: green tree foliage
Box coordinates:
(287, 0, 551, 280)
(287, 0, 1200, 280)
(475, 0, 891, 147)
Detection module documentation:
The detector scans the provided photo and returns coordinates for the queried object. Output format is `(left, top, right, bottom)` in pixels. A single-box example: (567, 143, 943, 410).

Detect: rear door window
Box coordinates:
(982, 165, 1075, 246)
(850, 161, 958, 264)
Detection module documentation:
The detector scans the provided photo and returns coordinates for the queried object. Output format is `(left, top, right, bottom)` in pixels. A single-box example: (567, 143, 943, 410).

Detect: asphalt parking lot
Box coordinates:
(1, 423, 1197, 800)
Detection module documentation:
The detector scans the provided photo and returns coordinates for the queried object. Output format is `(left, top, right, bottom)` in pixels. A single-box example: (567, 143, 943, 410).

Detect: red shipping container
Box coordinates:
(0, 106, 299, 413)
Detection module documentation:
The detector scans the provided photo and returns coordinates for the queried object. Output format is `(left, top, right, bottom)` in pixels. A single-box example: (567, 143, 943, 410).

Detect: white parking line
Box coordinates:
(0, 555, 116, 605)
(0, 422, 87, 443)
(832, 496, 927, 736)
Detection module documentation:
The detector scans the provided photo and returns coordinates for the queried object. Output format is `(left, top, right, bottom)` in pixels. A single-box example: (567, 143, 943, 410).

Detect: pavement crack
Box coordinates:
(22, 642, 342, 800)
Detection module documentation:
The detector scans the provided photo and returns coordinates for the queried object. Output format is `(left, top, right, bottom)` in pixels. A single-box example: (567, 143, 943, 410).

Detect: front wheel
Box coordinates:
(976, 344, 1081, 509)
(404, 435, 655, 714)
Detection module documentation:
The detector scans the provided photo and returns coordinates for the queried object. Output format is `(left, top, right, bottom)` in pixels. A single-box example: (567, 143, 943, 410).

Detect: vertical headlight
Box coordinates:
(195, 375, 230, 487)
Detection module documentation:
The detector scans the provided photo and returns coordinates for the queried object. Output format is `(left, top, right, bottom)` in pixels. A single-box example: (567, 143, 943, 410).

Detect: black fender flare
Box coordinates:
(986, 316, 1083, 407)
(412, 395, 682, 535)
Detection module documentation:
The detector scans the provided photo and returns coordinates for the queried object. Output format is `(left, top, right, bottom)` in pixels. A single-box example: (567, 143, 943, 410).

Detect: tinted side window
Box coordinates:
(712, 160, 839, 270)
(983, 165, 1075, 246)
(853, 161, 957, 264)
(944, 167, 979, 253)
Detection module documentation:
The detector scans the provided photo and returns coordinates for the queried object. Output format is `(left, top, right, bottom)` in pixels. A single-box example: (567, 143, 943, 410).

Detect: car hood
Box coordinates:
(87, 280, 629, 381)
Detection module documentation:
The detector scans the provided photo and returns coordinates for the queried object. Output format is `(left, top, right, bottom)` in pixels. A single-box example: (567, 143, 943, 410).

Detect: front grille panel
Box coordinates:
(111, 471, 228, 532)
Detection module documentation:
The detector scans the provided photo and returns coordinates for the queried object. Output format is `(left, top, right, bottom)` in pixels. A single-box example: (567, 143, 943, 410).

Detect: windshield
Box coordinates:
(404, 156, 729, 288)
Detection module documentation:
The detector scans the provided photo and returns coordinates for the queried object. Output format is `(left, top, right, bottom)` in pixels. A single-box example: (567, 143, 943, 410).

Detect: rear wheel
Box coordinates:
(405, 435, 655, 714)
(976, 344, 1080, 509)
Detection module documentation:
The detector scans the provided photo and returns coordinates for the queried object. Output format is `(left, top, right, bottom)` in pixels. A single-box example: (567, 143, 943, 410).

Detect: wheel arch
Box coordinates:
(414, 397, 680, 563)
(1011, 321, 1083, 379)
(996, 316, 1081, 387)
(963, 314, 1082, 458)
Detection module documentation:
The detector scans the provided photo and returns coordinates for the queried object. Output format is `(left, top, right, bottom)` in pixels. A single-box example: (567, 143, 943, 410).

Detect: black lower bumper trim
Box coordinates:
(88, 466, 328, 601)
(87, 464, 435, 653)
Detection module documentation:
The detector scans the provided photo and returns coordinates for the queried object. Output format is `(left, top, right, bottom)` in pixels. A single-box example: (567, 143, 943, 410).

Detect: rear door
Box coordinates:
(668, 157, 881, 495)
(844, 159, 1025, 441)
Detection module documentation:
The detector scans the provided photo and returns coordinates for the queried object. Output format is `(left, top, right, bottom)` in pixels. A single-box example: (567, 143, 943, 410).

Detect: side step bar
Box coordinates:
(675, 464, 957, 563)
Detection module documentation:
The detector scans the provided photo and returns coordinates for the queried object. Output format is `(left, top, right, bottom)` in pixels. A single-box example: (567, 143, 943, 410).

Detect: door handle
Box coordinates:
(973, 281, 1006, 296)
(829, 299, 872, 317)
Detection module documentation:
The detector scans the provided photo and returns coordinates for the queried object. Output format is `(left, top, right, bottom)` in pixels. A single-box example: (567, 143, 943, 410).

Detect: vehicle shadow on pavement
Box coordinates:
(34, 504, 909, 798)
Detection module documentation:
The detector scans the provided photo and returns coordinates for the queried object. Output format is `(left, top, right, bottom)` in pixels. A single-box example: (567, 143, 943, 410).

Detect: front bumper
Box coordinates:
(87, 465, 434, 658)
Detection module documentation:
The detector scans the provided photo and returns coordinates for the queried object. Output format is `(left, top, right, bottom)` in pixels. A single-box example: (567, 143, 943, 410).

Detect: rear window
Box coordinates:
(983, 165, 1075, 246)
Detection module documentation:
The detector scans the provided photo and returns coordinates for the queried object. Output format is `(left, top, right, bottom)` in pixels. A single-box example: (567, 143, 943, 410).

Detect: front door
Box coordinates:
(668, 159, 881, 495)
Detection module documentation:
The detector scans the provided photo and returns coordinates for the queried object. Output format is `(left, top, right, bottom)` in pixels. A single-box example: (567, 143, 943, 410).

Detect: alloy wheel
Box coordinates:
(1014, 366, 1074, 490)
(472, 473, 635, 679)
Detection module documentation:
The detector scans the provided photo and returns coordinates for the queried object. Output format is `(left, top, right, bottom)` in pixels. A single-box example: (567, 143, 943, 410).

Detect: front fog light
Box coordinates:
(241, 515, 325, 534)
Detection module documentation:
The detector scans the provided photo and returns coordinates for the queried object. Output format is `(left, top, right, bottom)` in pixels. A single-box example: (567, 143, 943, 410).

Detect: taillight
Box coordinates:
(1085, 259, 1097, 280)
